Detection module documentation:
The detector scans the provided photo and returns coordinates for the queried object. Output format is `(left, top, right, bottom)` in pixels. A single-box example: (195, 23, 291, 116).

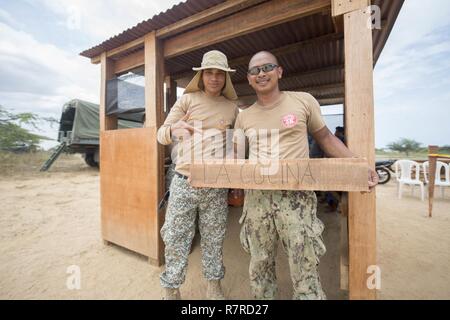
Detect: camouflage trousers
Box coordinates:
(160, 174, 228, 289)
(240, 190, 327, 300)
(165, 163, 176, 191)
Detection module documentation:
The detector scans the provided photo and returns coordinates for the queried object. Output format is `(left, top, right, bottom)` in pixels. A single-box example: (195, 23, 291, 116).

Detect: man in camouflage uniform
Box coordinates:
(157, 50, 238, 300)
(234, 51, 379, 299)
(240, 189, 327, 299)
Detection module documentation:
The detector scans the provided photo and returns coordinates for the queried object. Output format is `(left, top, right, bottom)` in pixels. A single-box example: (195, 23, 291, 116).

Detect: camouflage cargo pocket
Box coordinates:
(302, 219, 326, 270)
(239, 210, 251, 254)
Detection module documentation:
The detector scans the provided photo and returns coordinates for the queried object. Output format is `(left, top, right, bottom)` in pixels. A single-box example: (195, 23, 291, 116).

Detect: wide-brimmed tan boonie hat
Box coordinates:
(184, 50, 238, 100)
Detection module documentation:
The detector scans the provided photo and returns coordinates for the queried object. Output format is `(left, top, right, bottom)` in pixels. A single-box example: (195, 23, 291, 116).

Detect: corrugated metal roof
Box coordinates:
(80, 0, 226, 59)
(80, 0, 404, 105)
(165, 0, 404, 104)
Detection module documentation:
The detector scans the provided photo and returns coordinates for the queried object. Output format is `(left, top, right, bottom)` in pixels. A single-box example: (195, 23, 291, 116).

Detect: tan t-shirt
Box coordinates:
(233, 91, 325, 160)
(157, 91, 238, 177)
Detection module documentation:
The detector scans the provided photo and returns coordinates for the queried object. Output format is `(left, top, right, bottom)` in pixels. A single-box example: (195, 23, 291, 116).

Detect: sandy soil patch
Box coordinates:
(0, 154, 448, 299)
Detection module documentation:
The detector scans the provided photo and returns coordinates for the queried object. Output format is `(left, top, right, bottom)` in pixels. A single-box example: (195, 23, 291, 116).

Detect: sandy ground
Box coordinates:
(0, 154, 449, 300)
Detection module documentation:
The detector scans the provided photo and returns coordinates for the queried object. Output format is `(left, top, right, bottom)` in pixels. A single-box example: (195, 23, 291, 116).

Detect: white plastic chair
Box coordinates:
(394, 160, 424, 201)
(423, 161, 450, 198)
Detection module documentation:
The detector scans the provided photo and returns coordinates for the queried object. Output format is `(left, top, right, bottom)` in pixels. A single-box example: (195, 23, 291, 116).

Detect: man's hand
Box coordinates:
(170, 111, 202, 140)
(366, 167, 379, 193)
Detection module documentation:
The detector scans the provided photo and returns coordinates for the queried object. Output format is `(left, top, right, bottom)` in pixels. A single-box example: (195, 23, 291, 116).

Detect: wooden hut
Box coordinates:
(80, 0, 404, 299)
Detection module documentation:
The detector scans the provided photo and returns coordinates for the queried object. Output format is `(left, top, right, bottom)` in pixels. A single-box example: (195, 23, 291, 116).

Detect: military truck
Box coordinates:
(41, 99, 143, 171)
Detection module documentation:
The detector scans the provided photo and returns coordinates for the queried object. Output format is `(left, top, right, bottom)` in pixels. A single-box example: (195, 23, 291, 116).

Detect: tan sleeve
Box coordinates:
(156, 94, 190, 145)
(303, 93, 326, 134)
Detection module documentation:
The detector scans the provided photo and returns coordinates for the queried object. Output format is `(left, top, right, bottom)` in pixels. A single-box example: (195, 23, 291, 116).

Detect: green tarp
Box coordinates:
(61, 99, 143, 143)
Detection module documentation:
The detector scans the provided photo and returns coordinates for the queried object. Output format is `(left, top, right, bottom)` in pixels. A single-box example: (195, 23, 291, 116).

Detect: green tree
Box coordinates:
(387, 138, 422, 156)
(439, 145, 450, 154)
(0, 105, 57, 152)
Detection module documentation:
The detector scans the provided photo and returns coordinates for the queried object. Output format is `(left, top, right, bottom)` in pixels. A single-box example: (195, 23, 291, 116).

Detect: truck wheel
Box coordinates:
(84, 152, 99, 168)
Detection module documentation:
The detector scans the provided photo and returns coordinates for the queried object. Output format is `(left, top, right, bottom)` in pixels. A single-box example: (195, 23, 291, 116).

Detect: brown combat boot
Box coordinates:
(206, 280, 225, 300)
(164, 288, 181, 300)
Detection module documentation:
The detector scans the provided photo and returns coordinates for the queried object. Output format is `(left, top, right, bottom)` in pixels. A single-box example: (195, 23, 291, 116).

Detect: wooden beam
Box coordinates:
(344, 8, 376, 300)
(91, 56, 101, 64)
(232, 32, 343, 68)
(144, 31, 166, 265)
(340, 196, 349, 291)
(293, 83, 344, 95)
(108, 36, 145, 57)
(238, 82, 344, 100)
(165, 76, 178, 113)
(91, 36, 146, 65)
(145, 32, 165, 128)
(334, 16, 387, 35)
(332, 14, 344, 34)
(171, 33, 343, 80)
(114, 50, 144, 74)
(164, 0, 331, 58)
(100, 52, 117, 131)
(427, 149, 450, 217)
(236, 96, 344, 106)
(235, 64, 344, 86)
(332, 0, 370, 17)
(331, 0, 371, 34)
(190, 159, 369, 192)
(92, 0, 372, 66)
(156, 0, 268, 39)
(318, 97, 344, 105)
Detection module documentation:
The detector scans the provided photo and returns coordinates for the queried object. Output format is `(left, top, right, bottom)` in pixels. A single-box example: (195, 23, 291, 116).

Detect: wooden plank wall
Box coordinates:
(100, 128, 158, 257)
(98, 32, 166, 266)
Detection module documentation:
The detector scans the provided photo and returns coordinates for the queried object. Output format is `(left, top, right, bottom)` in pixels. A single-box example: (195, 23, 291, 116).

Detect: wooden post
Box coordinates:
(343, 7, 377, 299)
(339, 193, 349, 291)
(165, 76, 178, 113)
(428, 145, 439, 218)
(144, 31, 166, 265)
(99, 52, 117, 131)
(99, 52, 116, 248)
(145, 32, 165, 128)
(332, 0, 370, 17)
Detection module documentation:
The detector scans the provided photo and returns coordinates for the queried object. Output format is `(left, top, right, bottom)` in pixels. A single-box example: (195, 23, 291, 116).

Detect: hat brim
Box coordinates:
(184, 71, 238, 101)
(192, 65, 236, 73)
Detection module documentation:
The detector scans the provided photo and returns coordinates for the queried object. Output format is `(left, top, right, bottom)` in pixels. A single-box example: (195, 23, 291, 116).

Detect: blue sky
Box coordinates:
(0, 0, 449, 149)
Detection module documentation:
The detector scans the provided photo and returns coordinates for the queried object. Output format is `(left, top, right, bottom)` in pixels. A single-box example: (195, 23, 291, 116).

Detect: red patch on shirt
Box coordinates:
(281, 114, 298, 128)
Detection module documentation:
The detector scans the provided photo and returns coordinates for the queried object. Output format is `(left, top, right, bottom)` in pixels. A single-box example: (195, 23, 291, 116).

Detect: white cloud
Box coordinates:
(36, 0, 183, 41)
(0, 19, 99, 151)
(1, 0, 184, 149)
(0, 0, 186, 115)
(0, 8, 24, 29)
(379, 0, 450, 58)
(0, 22, 99, 113)
(372, 0, 450, 147)
(375, 40, 450, 100)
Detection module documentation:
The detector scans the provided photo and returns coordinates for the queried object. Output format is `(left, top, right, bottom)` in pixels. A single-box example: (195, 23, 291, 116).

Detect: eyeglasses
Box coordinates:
(247, 63, 279, 76)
